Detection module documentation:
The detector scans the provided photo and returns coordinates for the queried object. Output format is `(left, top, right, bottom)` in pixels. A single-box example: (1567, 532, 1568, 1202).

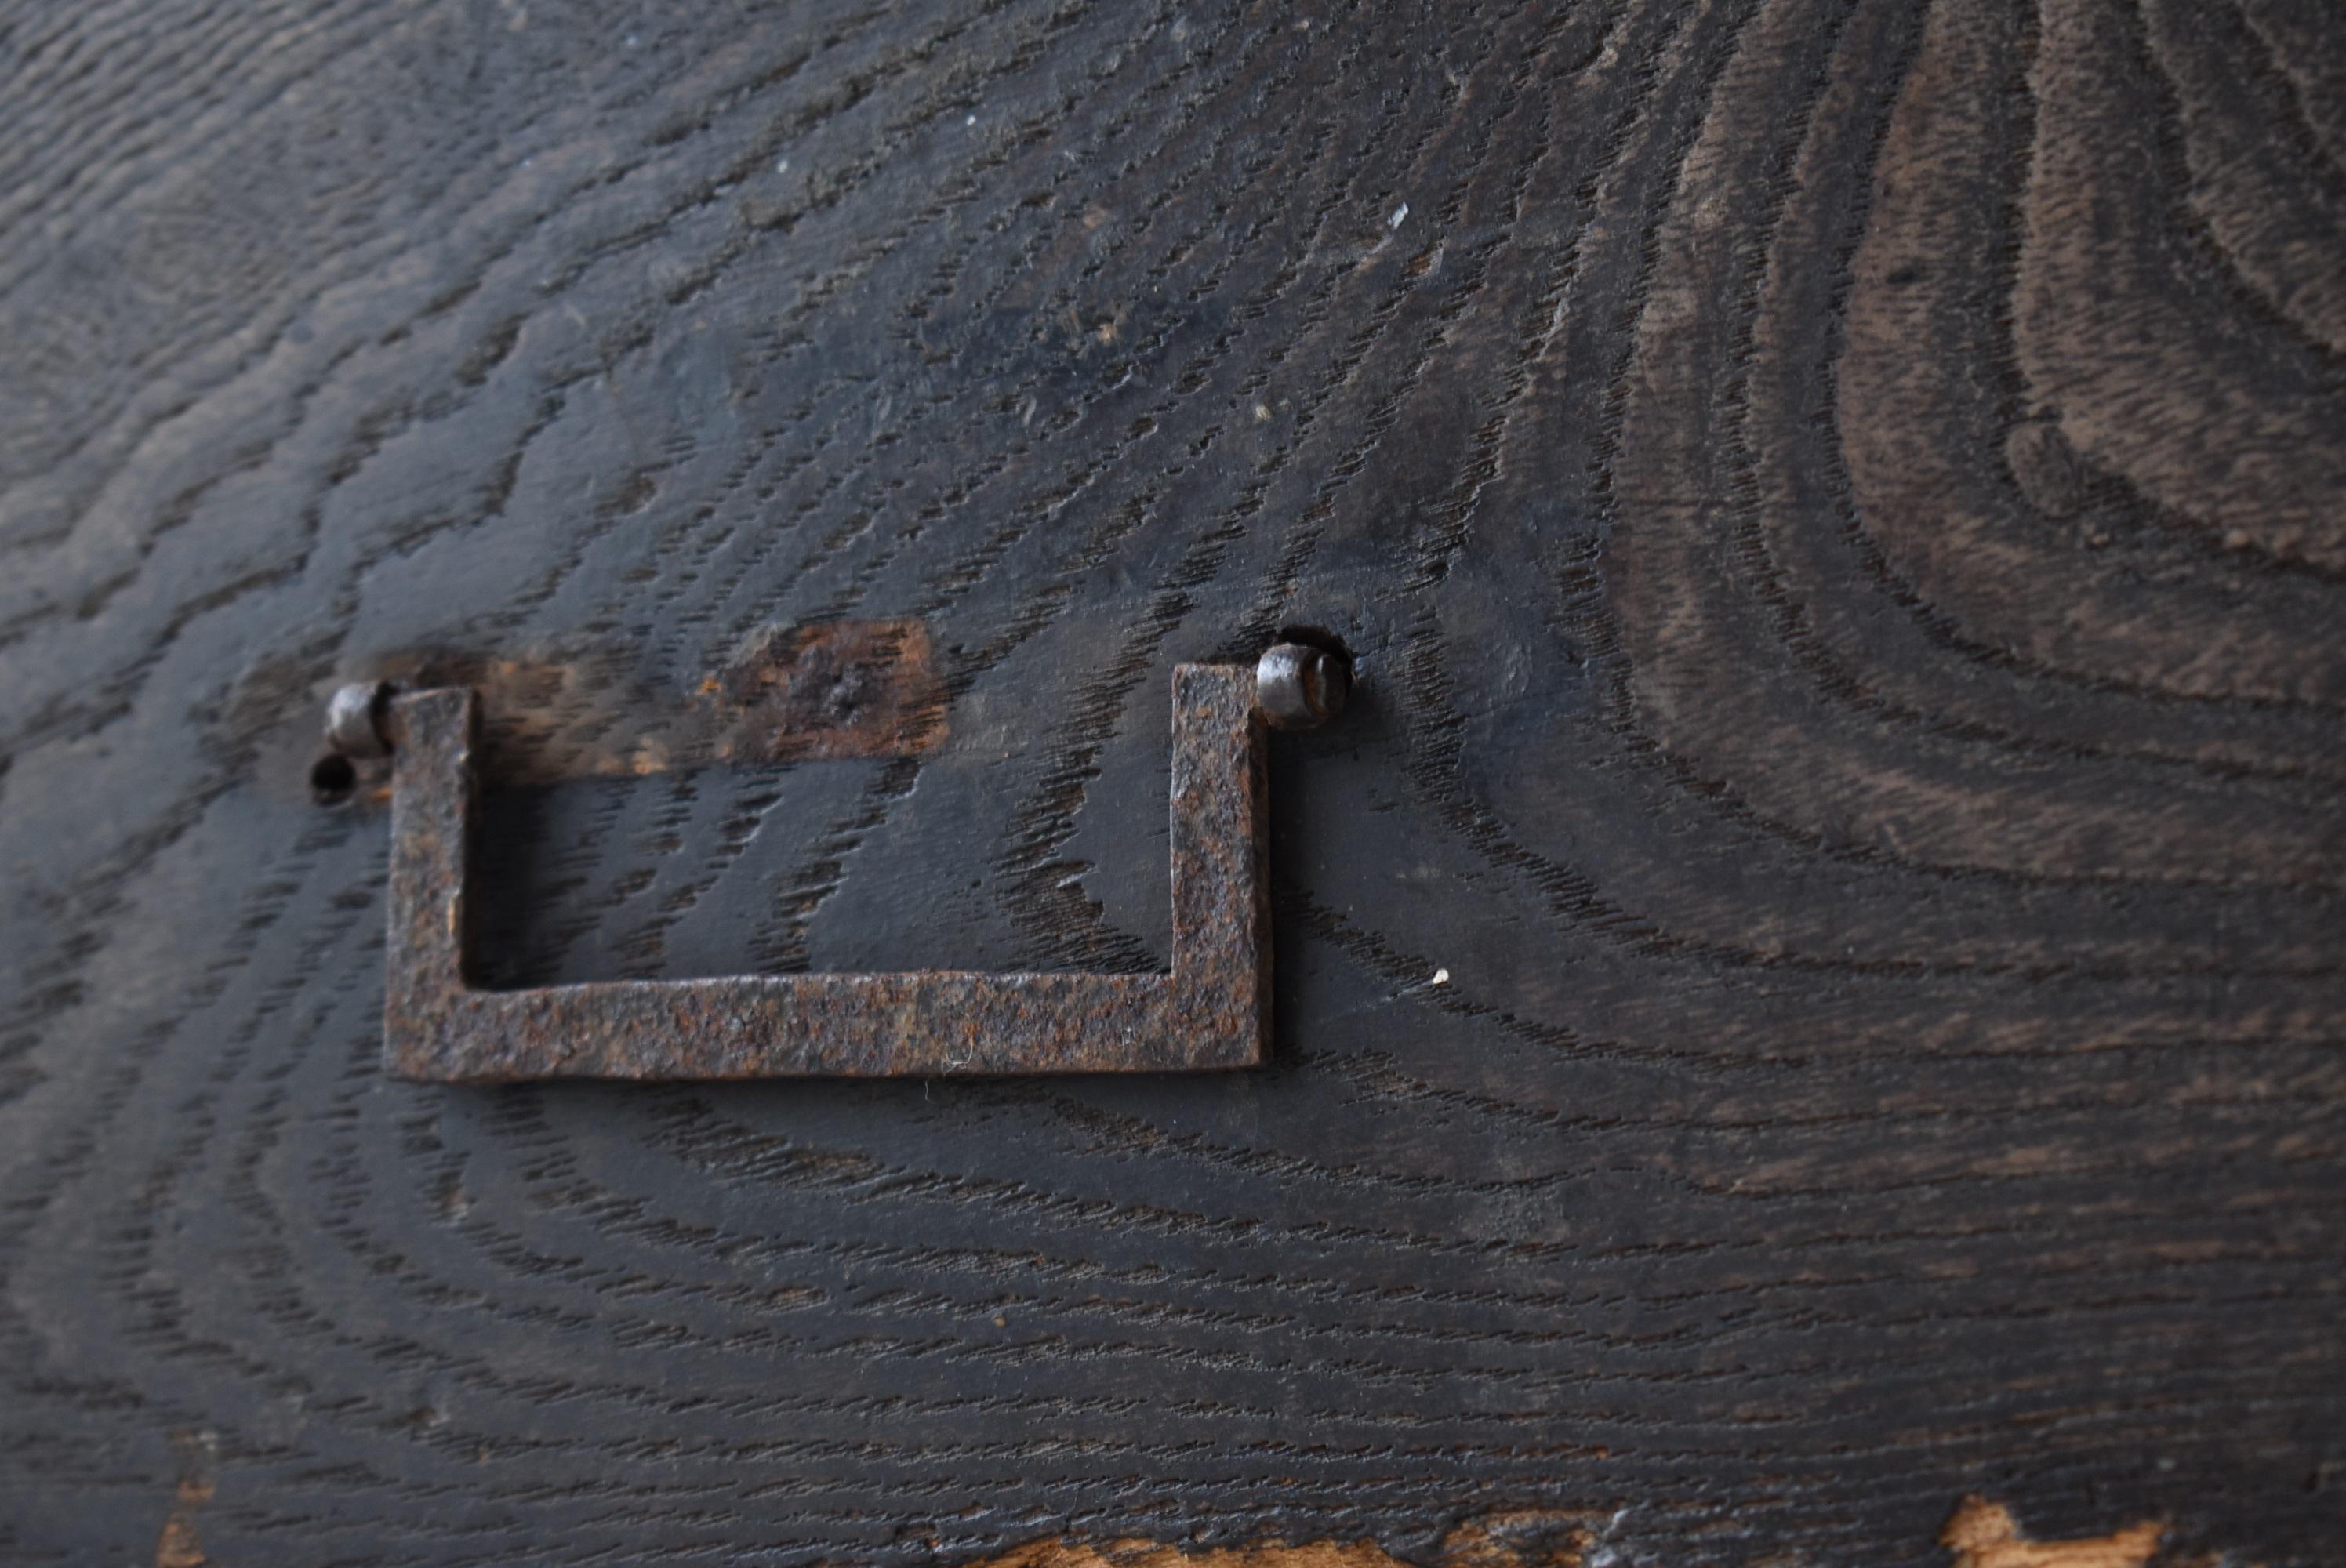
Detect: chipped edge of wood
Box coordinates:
(1942, 1496, 2166, 1568)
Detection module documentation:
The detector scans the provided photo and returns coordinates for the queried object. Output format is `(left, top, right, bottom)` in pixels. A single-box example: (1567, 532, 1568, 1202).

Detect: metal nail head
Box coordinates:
(1255, 642, 1349, 731)
(324, 681, 396, 760)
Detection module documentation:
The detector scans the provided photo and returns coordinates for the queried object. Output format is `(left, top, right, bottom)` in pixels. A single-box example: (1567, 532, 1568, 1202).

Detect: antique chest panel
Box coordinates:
(2, 1, 2341, 1563)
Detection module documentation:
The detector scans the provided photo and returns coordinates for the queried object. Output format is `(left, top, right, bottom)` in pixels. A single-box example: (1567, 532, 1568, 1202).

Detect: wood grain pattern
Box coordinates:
(1, 0, 2340, 1563)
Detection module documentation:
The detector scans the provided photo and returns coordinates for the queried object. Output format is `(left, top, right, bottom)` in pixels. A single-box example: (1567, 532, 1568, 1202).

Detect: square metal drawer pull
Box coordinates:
(340, 645, 1346, 1081)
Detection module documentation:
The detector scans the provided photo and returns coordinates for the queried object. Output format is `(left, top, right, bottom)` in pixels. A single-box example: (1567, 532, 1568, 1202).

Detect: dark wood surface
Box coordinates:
(3, 0, 2341, 1563)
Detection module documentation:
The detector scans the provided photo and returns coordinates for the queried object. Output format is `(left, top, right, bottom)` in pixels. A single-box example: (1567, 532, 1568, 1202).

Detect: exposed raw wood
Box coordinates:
(1, 0, 2339, 1564)
(1941, 1497, 2163, 1568)
(947, 1515, 1592, 1568)
(837, 1501, 2188, 1568)
(151, 1431, 215, 1568)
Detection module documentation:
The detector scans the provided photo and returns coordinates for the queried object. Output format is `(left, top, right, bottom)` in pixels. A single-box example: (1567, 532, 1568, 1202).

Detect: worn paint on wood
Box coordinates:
(953, 1517, 1592, 1568)
(151, 1432, 215, 1568)
(1942, 1498, 2164, 1568)
(736, 1501, 2188, 1568)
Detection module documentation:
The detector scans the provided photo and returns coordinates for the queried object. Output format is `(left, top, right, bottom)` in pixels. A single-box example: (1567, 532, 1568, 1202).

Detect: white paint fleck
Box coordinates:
(1253, 403, 1272, 422)
(1388, 201, 1410, 230)
(966, 114, 977, 125)
(1432, 967, 1449, 985)
(776, 158, 789, 174)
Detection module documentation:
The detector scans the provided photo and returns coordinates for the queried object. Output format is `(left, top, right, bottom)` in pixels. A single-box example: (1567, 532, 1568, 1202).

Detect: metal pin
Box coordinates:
(1255, 642, 1349, 731)
(324, 681, 396, 760)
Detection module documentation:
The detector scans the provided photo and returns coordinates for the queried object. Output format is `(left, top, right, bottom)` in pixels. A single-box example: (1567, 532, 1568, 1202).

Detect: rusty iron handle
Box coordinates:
(377, 659, 1338, 1081)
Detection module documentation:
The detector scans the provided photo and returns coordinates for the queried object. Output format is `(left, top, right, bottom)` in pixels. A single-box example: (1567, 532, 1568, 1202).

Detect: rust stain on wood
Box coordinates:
(315, 619, 948, 800)
(1941, 1497, 2163, 1568)
(711, 619, 949, 763)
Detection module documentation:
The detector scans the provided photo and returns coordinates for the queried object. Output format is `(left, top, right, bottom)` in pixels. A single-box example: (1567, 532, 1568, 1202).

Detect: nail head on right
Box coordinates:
(325, 681, 395, 760)
(1256, 642, 1349, 731)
